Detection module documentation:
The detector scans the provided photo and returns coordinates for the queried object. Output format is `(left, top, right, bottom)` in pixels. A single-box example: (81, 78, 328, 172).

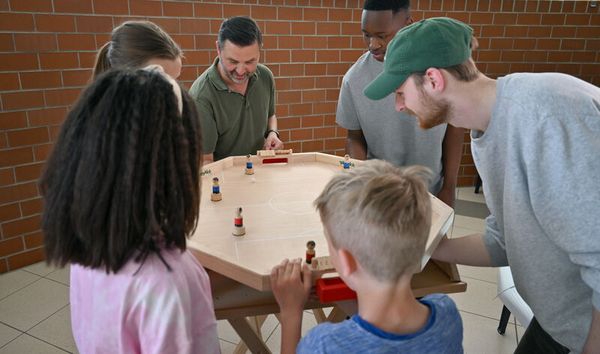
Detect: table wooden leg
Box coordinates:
(229, 315, 271, 354)
(312, 308, 327, 323)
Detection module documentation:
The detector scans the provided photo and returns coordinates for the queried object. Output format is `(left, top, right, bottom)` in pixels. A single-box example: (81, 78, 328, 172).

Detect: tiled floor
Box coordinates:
(0, 187, 525, 353)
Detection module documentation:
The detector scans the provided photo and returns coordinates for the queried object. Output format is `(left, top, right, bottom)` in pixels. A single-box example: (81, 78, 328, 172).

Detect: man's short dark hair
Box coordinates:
(363, 0, 410, 14)
(218, 16, 263, 49)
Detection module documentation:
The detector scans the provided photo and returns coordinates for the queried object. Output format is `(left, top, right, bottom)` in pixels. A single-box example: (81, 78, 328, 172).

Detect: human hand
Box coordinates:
(271, 258, 312, 314)
(264, 132, 284, 150)
(436, 185, 456, 208)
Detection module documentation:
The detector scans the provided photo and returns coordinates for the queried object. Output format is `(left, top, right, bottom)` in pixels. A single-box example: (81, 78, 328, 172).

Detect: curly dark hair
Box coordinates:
(40, 68, 202, 273)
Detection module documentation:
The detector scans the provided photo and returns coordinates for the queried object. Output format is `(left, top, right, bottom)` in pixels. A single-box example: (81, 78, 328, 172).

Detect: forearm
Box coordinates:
(441, 125, 464, 188)
(432, 233, 494, 266)
(345, 130, 367, 160)
(583, 307, 600, 354)
(267, 115, 277, 131)
(279, 311, 303, 354)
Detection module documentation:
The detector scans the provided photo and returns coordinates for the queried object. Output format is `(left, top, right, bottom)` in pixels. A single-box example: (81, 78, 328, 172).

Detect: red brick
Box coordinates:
(304, 8, 327, 21)
(301, 115, 324, 127)
(7, 247, 45, 270)
(292, 22, 315, 35)
(493, 13, 517, 25)
(302, 139, 323, 152)
(0, 147, 34, 168)
(9, 0, 52, 11)
(278, 7, 302, 20)
(572, 52, 596, 63)
(302, 89, 326, 103)
(0, 111, 28, 131)
(276, 36, 302, 49)
(339, 23, 355, 36)
(14, 163, 44, 183)
(537, 39, 560, 50)
(513, 39, 536, 50)
(561, 39, 585, 51)
(323, 114, 336, 125)
(0, 53, 39, 71)
(2, 91, 45, 111)
(0, 237, 24, 257)
(34, 144, 53, 161)
(20, 71, 62, 90)
(163, 1, 193, 17)
(58, 34, 96, 51)
(78, 52, 97, 68)
(266, 50, 290, 63)
(524, 51, 547, 62)
(326, 89, 339, 101)
(329, 8, 352, 21)
(305, 63, 326, 76)
(303, 36, 327, 49)
(195, 35, 215, 50)
(279, 63, 303, 76)
(277, 91, 301, 104)
(130, 0, 162, 16)
(23, 232, 43, 248)
(290, 128, 313, 141)
(43, 88, 81, 107)
(315, 76, 339, 88)
(0, 259, 6, 274)
(7, 127, 49, 148)
(566, 14, 591, 26)
(275, 77, 290, 91)
(0, 169, 14, 187)
(180, 19, 210, 34)
(289, 103, 312, 115)
(93, 0, 128, 15)
(35, 14, 76, 32)
(0, 73, 19, 91)
(1, 214, 41, 239)
(0, 182, 38, 204)
(14, 33, 57, 52)
(223, 4, 251, 17)
(152, 18, 180, 34)
(0, 13, 34, 31)
(20, 198, 44, 217)
(505, 26, 528, 37)
(251, 5, 277, 20)
(193, 3, 222, 18)
(335, 126, 347, 138)
(62, 70, 92, 87)
(27, 108, 67, 128)
(278, 117, 301, 130)
(0, 33, 14, 52)
(576, 27, 600, 38)
(313, 102, 336, 114)
(481, 26, 504, 37)
(326, 63, 350, 75)
(528, 27, 552, 38)
(470, 13, 494, 25)
(551, 27, 576, 38)
(265, 21, 290, 35)
(39, 53, 78, 70)
(0, 203, 20, 223)
(517, 14, 541, 25)
(501, 51, 525, 62)
(291, 50, 314, 62)
(327, 37, 350, 49)
(317, 50, 340, 62)
(490, 38, 513, 50)
(541, 14, 565, 26)
(314, 127, 335, 139)
(54, 0, 92, 13)
(320, 21, 342, 35)
(340, 49, 362, 62)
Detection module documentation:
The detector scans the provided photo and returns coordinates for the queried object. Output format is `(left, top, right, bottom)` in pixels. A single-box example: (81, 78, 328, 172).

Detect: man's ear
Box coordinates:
(336, 248, 358, 277)
(215, 40, 221, 55)
(424, 67, 446, 93)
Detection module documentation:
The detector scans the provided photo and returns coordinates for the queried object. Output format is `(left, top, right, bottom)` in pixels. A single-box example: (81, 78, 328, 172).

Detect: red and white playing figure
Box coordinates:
(306, 240, 316, 264)
(233, 207, 246, 236)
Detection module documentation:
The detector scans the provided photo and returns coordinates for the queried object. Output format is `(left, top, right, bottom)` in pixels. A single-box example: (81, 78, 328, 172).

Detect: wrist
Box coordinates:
(265, 129, 279, 139)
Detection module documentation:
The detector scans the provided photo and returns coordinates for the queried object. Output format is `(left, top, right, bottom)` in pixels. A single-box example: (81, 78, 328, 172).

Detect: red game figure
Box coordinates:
(306, 240, 316, 264)
(233, 207, 246, 236)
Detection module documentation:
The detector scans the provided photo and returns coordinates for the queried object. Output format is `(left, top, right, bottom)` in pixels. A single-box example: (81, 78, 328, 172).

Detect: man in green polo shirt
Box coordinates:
(189, 16, 283, 163)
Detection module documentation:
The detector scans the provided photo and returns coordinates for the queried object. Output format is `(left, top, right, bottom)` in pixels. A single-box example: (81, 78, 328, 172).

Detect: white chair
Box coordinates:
(496, 266, 534, 334)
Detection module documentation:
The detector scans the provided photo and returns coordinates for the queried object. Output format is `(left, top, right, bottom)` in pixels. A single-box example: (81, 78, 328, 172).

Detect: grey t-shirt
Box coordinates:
(336, 52, 447, 193)
(473, 73, 600, 353)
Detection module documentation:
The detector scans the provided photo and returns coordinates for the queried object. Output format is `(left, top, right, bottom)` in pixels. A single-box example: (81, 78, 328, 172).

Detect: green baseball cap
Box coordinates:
(364, 17, 473, 100)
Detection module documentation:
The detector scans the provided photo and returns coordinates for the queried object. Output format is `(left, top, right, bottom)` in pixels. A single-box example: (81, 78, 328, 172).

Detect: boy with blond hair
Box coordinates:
(271, 159, 463, 353)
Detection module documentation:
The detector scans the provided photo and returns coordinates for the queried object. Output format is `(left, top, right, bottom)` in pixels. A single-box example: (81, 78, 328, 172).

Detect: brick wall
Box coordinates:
(0, 0, 599, 272)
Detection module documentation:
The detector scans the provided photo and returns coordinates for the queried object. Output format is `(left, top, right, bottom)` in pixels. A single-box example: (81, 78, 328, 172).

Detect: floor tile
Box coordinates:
(46, 266, 70, 286)
(0, 270, 40, 300)
(455, 199, 490, 219)
(265, 310, 318, 353)
(0, 278, 69, 331)
(219, 339, 237, 354)
(0, 333, 69, 354)
(28, 305, 77, 354)
(461, 311, 517, 354)
(448, 277, 509, 322)
(21, 262, 57, 277)
(454, 215, 486, 232)
(0, 322, 20, 348)
(457, 187, 486, 204)
(457, 264, 498, 284)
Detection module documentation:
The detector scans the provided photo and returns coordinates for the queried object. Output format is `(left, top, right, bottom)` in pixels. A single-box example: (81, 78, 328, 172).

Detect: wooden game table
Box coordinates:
(188, 152, 466, 353)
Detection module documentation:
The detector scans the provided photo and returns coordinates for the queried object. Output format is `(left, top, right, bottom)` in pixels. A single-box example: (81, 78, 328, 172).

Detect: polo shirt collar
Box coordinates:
(208, 58, 260, 92)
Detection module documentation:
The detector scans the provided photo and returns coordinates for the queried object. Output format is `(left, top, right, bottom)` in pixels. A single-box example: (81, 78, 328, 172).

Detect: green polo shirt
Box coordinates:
(189, 59, 275, 160)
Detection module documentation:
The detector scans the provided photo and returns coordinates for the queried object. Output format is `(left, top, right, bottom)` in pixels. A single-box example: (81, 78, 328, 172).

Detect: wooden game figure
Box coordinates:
(211, 177, 222, 202)
(232, 207, 246, 236)
(342, 154, 352, 170)
(306, 240, 316, 264)
(245, 154, 254, 175)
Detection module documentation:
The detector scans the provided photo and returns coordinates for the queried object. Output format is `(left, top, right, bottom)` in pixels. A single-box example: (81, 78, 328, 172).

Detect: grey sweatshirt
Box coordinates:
(471, 73, 600, 353)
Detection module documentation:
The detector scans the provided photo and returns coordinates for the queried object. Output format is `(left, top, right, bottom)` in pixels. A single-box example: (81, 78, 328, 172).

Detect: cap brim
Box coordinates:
(364, 71, 409, 101)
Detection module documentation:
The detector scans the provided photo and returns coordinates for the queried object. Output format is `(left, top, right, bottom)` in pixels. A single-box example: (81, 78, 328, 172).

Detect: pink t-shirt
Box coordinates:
(70, 248, 220, 354)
